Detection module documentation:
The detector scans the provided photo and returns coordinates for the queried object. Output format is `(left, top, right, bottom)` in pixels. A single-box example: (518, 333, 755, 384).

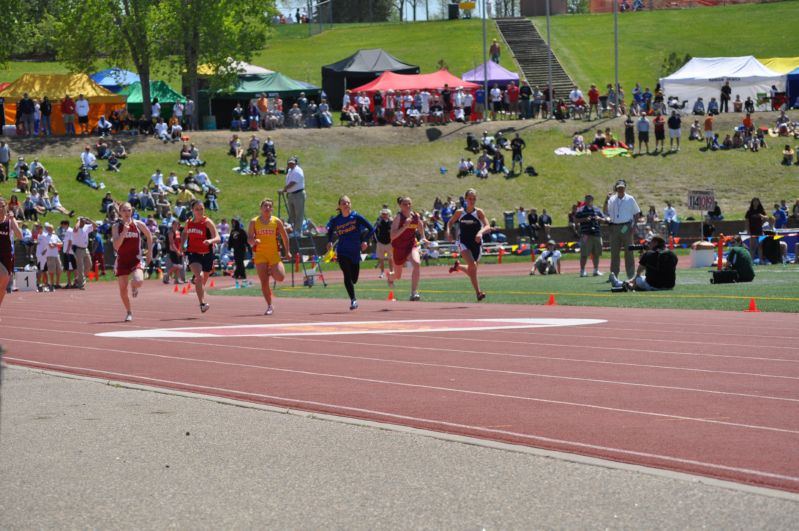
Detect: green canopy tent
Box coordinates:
(204, 72, 320, 128)
(119, 80, 187, 120)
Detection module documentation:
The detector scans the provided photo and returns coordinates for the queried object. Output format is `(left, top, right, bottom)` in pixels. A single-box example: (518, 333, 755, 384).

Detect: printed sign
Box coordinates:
(688, 190, 715, 211)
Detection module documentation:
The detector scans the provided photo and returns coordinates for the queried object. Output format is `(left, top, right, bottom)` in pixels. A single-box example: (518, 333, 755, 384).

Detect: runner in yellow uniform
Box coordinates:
(248, 198, 291, 315)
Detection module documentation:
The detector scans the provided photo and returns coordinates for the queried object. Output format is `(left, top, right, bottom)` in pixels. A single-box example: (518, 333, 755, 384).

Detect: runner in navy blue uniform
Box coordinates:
(326, 195, 375, 310)
(0, 196, 23, 310)
(447, 188, 489, 301)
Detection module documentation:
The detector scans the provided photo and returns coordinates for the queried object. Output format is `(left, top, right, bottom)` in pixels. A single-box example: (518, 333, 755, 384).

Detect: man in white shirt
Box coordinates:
(663, 201, 678, 237)
(569, 87, 584, 104)
(80, 145, 98, 170)
(532, 240, 562, 275)
(153, 118, 169, 142)
(489, 84, 502, 121)
(75, 94, 90, 135)
(194, 171, 218, 193)
(72, 217, 96, 289)
(150, 169, 169, 193)
(281, 157, 305, 234)
(60, 222, 77, 288)
(41, 223, 63, 290)
(603, 179, 642, 280)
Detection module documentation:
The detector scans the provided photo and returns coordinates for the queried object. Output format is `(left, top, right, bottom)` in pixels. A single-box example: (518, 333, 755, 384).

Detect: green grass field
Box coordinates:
(533, 1, 799, 93)
(214, 264, 799, 313)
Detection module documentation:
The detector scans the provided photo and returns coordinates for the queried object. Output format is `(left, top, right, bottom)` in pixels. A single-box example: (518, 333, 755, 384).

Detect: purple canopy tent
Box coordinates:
(462, 62, 520, 88)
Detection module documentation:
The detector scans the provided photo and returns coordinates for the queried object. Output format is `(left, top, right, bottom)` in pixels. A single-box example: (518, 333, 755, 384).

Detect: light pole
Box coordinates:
(482, 0, 488, 121)
(613, 0, 620, 115)
(546, 0, 553, 117)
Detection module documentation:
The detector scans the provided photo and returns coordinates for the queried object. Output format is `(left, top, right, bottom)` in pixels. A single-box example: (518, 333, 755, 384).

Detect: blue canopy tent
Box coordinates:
(90, 68, 140, 93)
(788, 67, 799, 108)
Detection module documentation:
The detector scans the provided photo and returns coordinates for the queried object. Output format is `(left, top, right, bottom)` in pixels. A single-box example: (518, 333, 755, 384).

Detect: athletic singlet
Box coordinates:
(393, 211, 421, 252)
(168, 229, 182, 252)
(458, 209, 483, 247)
(185, 218, 211, 254)
(116, 221, 142, 264)
(251, 215, 280, 264)
(0, 219, 13, 273)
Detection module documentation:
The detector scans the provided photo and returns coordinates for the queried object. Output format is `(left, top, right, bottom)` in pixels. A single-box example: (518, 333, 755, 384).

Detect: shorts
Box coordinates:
(669, 128, 681, 139)
(63, 254, 77, 271)
(638, 131, 649, 143)
(0, 254, 13, 275)
(168, 251, 182, 265)
(115, 256, 142, 277)
(253, 253, 281, 267)
(392, 244, 415, 266)
(492, 101, 502, 112)
(704, 130, 714, 140)
(655, 129, 665, 141)
(46, 256, 62, 275)
(579, 234, 602, 259)
(457, 241, 482, 262)
(63, 114, 75, 124)
(187, 252, 214, 273)
(78, 115, 89, 124)
(375, 241, 392, 259)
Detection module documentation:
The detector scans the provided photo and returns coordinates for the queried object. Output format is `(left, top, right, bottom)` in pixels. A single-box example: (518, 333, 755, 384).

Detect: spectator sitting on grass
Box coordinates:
(154, 118, 170, 143)
(113, 140, 127, 159)
(97, 115, 112, 136)
(782, 145, 794, 165)
(476, 152, 489, 179)
(194, 171, 218, 193)
(234, 153, 250, 174)
(127, 188, 138, 208)
(169, 118, 183, 141)
(138, 186, 155, 211)
(724, 236, 755, 282)
(532, 240, 561, 275)
(205, 189, 219, 211)
(692, 98, 705, 115)
(229, 134, 243, 158)
(539, 209, 553, 241)
(457, 158, 470, 177)
(100, 192, 115, 214)
(166, 171, 180, 192)
(264, 152, 278, 174)
(183, 171, 202, 193)
(96, 141, 111, 159)
(249, 154, 262, 175)
(107, 151, 121, 172)
(572, 133, 585, 152)
(154, 190, 171, 219)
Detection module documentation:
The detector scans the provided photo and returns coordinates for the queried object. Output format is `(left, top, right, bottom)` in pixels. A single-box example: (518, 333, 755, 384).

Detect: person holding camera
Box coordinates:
(72, 217, 97, 289)
(576, 194, 605, 277)
(604, 180, 642, 281)
(609, 235, 678, 291)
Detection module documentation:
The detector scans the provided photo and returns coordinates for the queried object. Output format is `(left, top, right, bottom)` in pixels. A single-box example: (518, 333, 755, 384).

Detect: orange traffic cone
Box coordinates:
(173, 284, 179, 293)
(546, 293, 557, 306)
(387, 290, 396, 302)
(744, 298, 760, 313)
(182, 286, 189, 295)
(210, 279, 215, 288)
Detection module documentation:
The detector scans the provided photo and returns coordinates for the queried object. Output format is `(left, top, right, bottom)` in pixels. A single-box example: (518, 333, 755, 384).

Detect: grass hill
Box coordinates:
(533, 1, 799, 93)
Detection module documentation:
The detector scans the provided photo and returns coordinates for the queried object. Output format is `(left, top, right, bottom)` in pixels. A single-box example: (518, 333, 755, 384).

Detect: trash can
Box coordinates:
(448, 3, 459, 20)
(202, 115, 217, 131)
(503, 211, 515, 230)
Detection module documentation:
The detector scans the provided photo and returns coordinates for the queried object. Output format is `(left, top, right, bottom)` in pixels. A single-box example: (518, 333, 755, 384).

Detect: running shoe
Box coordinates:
(410, 292, 421, 301)
(124, 312, 133, 322)
(265, 305, 274, 316)
(350, 299, 359, 311)
(200, 303, 210, 313)
(448, 260, 460, 274)
(131, 287, 138, 298)
(579, 270, 588, 277)
(378, 272, 384, 279)
(593, 270, 604, 276)
(476, 292, 486, 301)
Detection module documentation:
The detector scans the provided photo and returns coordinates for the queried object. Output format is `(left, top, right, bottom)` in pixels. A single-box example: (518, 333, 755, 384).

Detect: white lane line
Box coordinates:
(3, 338, 799, 435)
(6, 356, 799, 486)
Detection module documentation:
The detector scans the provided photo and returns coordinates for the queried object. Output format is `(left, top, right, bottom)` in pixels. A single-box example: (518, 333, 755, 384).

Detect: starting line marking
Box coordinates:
(96, 318, 607, 339)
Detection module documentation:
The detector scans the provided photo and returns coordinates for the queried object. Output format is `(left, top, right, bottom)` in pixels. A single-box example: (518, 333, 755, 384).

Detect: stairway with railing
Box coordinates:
(495, 18, 576, 96)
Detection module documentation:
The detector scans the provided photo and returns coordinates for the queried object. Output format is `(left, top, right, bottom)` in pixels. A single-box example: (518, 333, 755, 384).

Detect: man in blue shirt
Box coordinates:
(773, 203, 788, 229)
(575, 194, 606, 277)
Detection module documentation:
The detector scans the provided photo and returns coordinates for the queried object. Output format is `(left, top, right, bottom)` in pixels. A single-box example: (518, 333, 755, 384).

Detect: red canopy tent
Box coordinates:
(350, 69, 480, 94)
(0, 83, 10, 93)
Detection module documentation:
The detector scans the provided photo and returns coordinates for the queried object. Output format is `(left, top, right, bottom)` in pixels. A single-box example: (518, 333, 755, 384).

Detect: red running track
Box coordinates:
(2, 278, 799, 493)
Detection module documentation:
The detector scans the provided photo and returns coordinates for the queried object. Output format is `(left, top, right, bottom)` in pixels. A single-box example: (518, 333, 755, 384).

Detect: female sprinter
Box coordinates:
(387, 196, 428, 301)
(447, 188, 489, 301)
(248, 198, 291, 315)
(326, 195, 374, 310)
(0, 196, 23, 310)
(185, 200, 220, 313)
(112, 202, 154, 321)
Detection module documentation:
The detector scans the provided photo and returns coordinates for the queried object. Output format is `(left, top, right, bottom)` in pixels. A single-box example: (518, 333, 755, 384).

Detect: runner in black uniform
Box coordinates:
(0, 196, 24, 310)
(447, 188, 489, 301)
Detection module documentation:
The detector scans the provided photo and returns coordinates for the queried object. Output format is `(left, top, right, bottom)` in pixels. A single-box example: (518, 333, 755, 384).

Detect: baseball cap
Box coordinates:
(614, 179, 627, 190)
(547, 239, 556, 246)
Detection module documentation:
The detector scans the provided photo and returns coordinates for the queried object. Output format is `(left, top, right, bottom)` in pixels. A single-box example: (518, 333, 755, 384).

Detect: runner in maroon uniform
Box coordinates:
(0, 196, 23, 310)
(185, 200, 220, 313)
(112, 202, 154, 322)
(387, 196, 428, 301)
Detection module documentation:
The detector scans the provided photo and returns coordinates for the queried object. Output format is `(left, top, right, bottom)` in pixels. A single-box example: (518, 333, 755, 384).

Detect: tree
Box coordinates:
(158, 0, 274, 127)
(56, 0, 161, 119)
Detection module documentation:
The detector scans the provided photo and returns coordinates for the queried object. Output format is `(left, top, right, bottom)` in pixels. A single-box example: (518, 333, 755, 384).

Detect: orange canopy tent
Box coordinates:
(0, 73, 127, 136)
(350, 69, 480, 94)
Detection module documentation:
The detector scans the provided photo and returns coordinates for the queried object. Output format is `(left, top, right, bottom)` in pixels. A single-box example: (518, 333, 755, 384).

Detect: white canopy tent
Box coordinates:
(660, 56, 785, 111)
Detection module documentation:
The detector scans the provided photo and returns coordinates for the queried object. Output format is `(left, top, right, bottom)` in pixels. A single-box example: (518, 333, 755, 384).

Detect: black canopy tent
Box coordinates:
(321, 49, 419, 110)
